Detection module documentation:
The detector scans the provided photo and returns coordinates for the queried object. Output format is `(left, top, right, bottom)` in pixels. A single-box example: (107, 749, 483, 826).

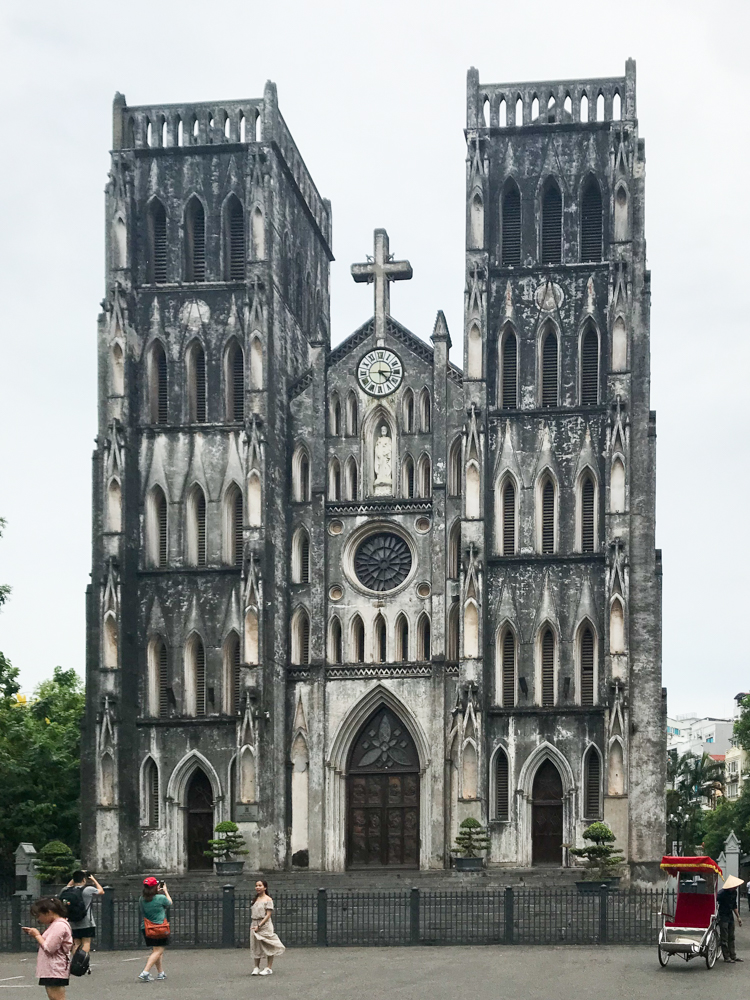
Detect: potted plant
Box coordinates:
(204, 821, 249, 875)
(570, 822, 623, 892)
(453, 817, 490, 871)
(33, 841, 77, 886)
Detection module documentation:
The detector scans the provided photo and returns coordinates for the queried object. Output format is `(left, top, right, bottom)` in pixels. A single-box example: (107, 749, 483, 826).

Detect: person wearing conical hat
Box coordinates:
(718, 875, 744, 963)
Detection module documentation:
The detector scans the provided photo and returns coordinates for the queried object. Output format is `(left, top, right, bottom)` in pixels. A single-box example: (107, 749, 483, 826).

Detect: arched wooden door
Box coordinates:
(186, 769, 214, 870)
(347, 706, 419, 868)
(531, 759, 563, 865)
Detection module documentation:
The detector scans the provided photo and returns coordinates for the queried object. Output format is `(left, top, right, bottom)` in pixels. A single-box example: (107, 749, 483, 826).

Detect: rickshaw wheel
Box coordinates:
(658, 944, 670, 967)
(705, 928, 719, 969)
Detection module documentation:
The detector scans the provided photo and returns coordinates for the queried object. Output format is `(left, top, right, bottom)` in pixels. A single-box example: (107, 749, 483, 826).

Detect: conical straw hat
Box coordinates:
(722, 875, 744, 890)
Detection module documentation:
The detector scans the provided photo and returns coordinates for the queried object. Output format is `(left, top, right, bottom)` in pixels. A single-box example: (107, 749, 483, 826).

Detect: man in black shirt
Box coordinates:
(717, 876, 744, 963)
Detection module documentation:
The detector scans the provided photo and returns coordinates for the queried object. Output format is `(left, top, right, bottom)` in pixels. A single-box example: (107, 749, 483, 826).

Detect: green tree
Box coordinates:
(665, 752, 724, 855)
(453, 817, 490, 858)
(733, 695, 750, 753)
(0, 665, 85, 875)
(570, 821, 624, 880)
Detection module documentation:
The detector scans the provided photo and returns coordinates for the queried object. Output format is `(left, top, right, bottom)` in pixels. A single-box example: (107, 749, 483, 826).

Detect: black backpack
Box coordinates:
(69, 947, 91, 977)
(60, 887, 88, 924)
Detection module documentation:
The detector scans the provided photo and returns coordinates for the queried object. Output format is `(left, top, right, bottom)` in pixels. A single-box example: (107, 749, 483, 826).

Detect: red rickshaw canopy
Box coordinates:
(660, 855, 722, 876)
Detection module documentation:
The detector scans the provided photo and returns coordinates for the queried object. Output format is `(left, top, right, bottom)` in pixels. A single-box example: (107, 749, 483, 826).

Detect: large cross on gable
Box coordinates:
(351, 229, 413, 345)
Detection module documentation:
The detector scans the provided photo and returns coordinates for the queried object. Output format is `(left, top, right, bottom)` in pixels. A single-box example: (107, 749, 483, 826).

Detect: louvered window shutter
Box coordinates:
(195, 641, 206, 716)
(541, 185, 562, 264)
(233, 490, 243, 566)
(502, 630, 515, 707)
(190, 203, 206, 282)
(232, 636, 241, 715)
(194, 347, 207, 422)
(502, 334, 517, 409)
(581, 478, 595, 553)
(149, 763, 159, 826)
(580, 182, 603, 262)
(196, 490, 207, 566)
(301, 534, 310, 583)
(229, 200, 246, 280)
(355, 619, 364, 664)
(502, 480, 516, 555)
(541, 332, 558, 407)
(377, 619, 387, 663)
(157, 350, 168, 424)
(541, 481, 555, 554)
(580, 627, 595, 706)
(541, 628, 555, 706)
(585, 750, 601, 817)
(232, 347, 244, 421)
(496, 751, 509, 821)
(156, 491, 168, 566)
(502, 188, 521, 266)
(158, 643, 169, 718)
(152, 204, 167, 284)
(581, 329, 599, 405)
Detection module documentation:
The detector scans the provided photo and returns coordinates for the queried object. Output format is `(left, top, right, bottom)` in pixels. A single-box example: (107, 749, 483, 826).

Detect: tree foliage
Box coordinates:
(733, 695, 750, 754)
(666, 751, 725, 856)
(453, 817, 490, 858)
(570, 821, 624, 879)
(203, 820, 249, 862)
(33, 840, 78, 884)
(0, 661, 85, 875)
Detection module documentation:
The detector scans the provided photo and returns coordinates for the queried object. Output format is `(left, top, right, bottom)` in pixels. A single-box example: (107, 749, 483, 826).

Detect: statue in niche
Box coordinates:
(373, 425, 393, 496)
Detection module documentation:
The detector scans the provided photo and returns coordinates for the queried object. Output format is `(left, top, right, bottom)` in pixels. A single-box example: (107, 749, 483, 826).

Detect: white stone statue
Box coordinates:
(373, 425, 393, 495)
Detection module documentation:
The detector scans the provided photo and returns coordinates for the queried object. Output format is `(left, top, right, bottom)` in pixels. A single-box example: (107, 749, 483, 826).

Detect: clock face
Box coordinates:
(357, 350, 403, 396)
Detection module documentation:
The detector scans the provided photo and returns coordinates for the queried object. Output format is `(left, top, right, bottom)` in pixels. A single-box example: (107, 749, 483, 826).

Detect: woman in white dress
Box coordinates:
(250, 880, 285, 976)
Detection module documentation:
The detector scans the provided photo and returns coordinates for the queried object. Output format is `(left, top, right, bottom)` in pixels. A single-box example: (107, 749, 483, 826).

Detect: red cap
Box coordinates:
(143, 877, 159, 887)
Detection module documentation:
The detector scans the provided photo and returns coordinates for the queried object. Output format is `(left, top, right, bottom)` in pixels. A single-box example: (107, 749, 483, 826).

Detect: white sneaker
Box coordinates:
(259, 968, 273, 976)
(156, 972, 167, 981)
(138, 971, 153, 982)
(251, 968, 260, 976)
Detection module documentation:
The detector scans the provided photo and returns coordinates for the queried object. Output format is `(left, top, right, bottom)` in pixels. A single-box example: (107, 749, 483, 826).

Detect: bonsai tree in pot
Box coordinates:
(453, 817, 491, 871)
(204, 821, 249, 875)
(570, 822, 624, 888)
(34, 841, 77, 886)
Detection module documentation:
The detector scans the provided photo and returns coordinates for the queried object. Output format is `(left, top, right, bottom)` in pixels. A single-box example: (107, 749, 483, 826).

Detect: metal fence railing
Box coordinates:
(1, 885, 666, 951)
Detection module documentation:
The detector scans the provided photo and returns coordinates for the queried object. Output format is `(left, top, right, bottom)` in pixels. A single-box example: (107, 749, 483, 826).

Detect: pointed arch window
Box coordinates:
(351, 615, 365, 664)
(417, 453, 432, 498)
(225, 195, 246, 280)
(149, 342, 168, 424)
(293, 447, 310, 502)
(374, 614, 387, 663)
(580, 178, 603, 262)
(344, 457, 358, 500)
(500, 627, 515, 707)
(470, 191, 484, 248)
(580, 327, 599, 405)
(584, 746, 601, 818)
(249, 335, 262, 392)
(329, 458, 341, 500)
(148, 639, 169, 718)
(107, 478, 122, 533)
(292, 608, 310, 665)
(609, 599, 625, 654)
(329, 617, 343, 664)
(148, 486, 168, 567)
(417, 614, 431, 661)
(541, 627, 555, 706)
(224, 631, 241, 715)
(500, 477, 516, 555)
(447, 603, 460, 661)
(245, 606, 259, 665)
(225, 340, 245, 420)
(103, 613, 118, 669)
(292, 527, 310, 584)
(467, 323, 482, 379)
(448, 520, 461, 580)
(611, 458, 625, 513)
(251, 207, 265, 259)
(541, 327, 558, 407)
(396, 615, 409, 662)
(346, 391, 358, 436)
(224, 484, 243, 566)
(402, 455, 415, 498)
(495, 748, 510, 821)
(501, 184, 521, 266)
(541, 180, 562, 264)
(329, 394, 342, 436)
(403, 389, 415, 433)
(185, 197, 206, 282)
(448, 437, 462, 497)
(580, 475, 596, 553)
(464, 601, 479, 658)
(466, 461, 480, 519)
(187, 341, 207, 423)
(580, 625, 595, 706)
(419, 389, 431, 432)
(145, 757, 160, 827)
(112, 342, 125, 396)
(540, 477, 555, 554)
(187, 485, 207, 566)
(501, 329, 518, 409)
(186, 634, 206, 717)
(147, 199, 167, 284)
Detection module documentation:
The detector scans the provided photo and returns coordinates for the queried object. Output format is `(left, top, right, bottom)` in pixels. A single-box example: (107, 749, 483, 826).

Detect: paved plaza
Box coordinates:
(1, 926, 748, 1000)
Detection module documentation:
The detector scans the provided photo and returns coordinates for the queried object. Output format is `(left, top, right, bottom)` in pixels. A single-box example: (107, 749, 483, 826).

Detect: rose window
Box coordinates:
(353, 532, 412, 592)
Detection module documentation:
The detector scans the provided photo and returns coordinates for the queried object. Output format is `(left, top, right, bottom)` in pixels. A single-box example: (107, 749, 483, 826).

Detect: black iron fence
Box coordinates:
(0, 885, 666, 951)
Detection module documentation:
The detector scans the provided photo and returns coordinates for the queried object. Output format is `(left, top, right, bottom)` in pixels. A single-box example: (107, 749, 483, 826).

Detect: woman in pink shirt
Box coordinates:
(22, 897, 73, 1000)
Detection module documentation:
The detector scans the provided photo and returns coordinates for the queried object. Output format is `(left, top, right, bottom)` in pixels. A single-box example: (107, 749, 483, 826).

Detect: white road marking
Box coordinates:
(0, 980, 24, 983)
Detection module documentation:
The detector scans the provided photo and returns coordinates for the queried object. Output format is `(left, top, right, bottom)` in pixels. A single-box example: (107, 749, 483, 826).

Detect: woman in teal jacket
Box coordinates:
(137, 878, 172, 983)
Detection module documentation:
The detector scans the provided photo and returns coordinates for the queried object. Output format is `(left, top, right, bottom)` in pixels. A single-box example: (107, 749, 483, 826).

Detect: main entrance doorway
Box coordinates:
(531, 759, 563, 865)
(186, 769, 214, 870)
(346, 705, 419, 868)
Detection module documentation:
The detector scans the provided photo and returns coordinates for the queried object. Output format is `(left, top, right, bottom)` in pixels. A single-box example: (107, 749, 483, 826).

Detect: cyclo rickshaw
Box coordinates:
(657, 855, 722, 969)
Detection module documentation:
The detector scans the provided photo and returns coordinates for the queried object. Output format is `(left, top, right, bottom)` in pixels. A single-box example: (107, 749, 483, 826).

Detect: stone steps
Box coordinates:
(99, 866, 585, 894)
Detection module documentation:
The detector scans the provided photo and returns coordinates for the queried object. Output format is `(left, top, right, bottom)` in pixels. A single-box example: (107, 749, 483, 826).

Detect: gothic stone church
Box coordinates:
(82, 61, 666, 878)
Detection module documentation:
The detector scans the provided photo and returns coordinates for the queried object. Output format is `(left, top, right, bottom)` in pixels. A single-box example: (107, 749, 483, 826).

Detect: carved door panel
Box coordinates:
(346, 707, 420, 868)
(531, 760, 563, 865)
(186, 769, 214, 870)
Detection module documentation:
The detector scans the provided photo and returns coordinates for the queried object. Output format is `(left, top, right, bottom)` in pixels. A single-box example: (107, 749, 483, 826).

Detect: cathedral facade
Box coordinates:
(82, 62, 666, 877)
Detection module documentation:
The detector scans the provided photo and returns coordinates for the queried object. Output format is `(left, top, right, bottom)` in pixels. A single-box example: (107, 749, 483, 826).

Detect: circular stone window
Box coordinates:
(415, 517, 431, 533)
(329, 585, 344, 601)
(354, 532, 412, 592)
(417, 582, 431, 599)
(328, 520, 344, 535)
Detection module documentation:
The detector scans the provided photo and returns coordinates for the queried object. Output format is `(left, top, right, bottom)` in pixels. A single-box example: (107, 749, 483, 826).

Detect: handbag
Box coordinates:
(143, 915, 170, 940)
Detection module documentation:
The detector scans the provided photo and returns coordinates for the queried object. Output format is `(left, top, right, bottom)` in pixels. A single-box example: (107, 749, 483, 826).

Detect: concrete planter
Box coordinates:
(215, 861, 245, 876)
(454, 856, 484, 871)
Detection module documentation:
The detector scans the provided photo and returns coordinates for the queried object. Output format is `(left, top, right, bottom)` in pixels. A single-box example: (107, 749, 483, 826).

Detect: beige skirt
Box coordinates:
(251, 919, 286, 958)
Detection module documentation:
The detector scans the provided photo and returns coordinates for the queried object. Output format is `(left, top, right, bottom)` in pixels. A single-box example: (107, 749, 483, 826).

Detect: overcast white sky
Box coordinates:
(0, 0, 747, 716)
